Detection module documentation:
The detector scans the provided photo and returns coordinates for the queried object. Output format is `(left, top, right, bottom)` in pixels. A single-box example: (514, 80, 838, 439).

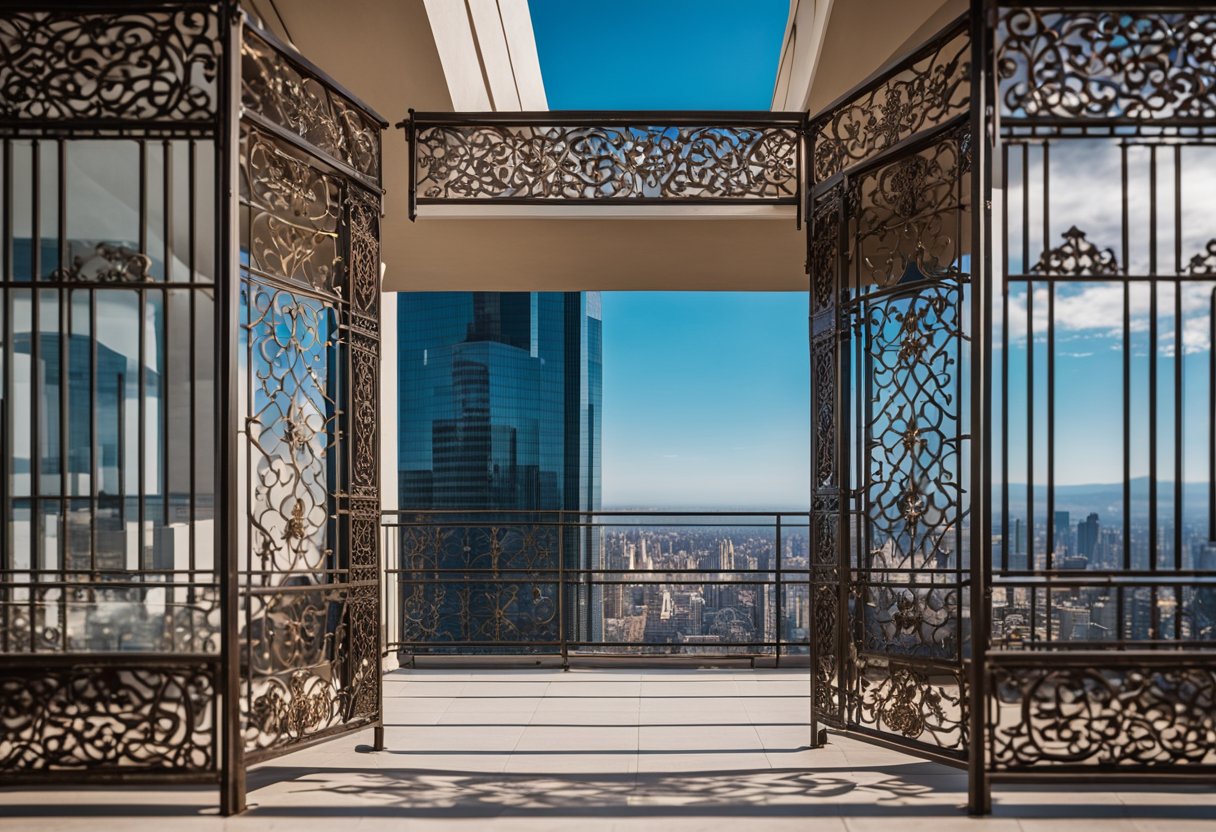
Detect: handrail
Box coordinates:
(381, 509, 811, 665)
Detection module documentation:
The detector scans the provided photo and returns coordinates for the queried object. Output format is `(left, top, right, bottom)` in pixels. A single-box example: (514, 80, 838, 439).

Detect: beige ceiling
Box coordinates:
(256, 0, 958, 293)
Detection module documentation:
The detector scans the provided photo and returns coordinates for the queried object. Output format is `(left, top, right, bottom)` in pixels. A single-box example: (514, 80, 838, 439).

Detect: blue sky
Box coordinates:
(529, 1, 807, 509)
(529, 0, 789, 110)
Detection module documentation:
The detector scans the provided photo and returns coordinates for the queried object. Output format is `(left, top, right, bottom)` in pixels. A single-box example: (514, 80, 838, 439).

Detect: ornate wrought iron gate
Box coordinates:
(811, 1, 1216, 813)
(983, 0, 1216, 804)
(808, 13, 987, 776)
(0, 2, 385, 814)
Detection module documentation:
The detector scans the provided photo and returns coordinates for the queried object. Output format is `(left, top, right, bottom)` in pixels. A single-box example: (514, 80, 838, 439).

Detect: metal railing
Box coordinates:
(380, 510, 810, 664)
(401, 111, 807, 221)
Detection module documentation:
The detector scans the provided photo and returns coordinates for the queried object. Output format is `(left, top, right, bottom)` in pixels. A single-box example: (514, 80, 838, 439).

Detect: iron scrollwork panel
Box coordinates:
(0, 6, 220, 126)
(414, 122, 800, 203)
(987, 655, 1216, 771)
(399, 522, 560, 647)
(811, 24, 969, 183)
(996, 8, 1216, 123)
(843, 128, 971, 755)
(0, 662, 218, 773)
(238, 63, 382, 751)
(241, 30, 380, 180)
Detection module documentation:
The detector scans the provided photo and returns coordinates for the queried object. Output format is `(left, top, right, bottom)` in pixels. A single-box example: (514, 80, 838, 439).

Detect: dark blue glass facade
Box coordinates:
(397, 291, 601, 648)
(398, 291, 600, 513)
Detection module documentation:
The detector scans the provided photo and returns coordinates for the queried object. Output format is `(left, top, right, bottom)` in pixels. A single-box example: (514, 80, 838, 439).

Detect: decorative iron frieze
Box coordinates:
(0, 8, 219, 124)
(0, 663, 217, 771)
(810, 187, 842, 314)
(988, 657, 1216, 770)
(997, 8, 1216, 122)
(854, 132, 967, 289)
(413, 121, 800, 203)
(398, 521, 560, 645)
(811, 26, 969, 183)
(242, 31, 381, 179)
(242, 128, 343, 297)
(857, 657, 966, 749)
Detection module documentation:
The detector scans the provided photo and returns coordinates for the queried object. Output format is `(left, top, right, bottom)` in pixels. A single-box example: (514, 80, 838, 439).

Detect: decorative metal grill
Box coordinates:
(384, 511, 811, 660)
(807, 12, 978, 772)
(405, 112, 805, 220)
(986, 0, 1216, 795)
(0, 3, 384, 814)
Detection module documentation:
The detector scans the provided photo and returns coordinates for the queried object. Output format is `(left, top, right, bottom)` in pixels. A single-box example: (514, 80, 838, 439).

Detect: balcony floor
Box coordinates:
(3, 667, 1214, 830)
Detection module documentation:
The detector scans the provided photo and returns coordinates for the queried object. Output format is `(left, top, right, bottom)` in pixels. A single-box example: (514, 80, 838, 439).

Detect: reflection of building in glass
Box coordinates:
(397, 292, 602, 646)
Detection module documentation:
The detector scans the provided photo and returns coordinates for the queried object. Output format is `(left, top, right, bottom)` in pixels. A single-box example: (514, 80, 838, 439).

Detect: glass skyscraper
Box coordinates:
(397, 291, 602, 649)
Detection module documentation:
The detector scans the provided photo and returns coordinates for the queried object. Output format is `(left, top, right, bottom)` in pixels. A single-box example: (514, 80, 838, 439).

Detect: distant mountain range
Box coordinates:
(1000, 477, 1210, 520)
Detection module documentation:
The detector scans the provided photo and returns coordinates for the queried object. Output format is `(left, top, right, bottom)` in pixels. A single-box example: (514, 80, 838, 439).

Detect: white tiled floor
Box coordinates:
(2, 667, 1214, 831)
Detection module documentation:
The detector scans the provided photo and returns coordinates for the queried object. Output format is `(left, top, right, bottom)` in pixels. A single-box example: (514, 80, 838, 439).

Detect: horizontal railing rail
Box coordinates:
(381, 509, 811, 664)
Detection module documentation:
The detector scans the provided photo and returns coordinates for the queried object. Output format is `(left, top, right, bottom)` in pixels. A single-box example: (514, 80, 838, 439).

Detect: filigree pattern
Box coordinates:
(997, 9, 1216, 122)
(811, 28, 969, 182)
(854, 133, 967, 289)
(810, 188, 841, 314)
(864, 284, 963, 595)
(242, 32, 380, 179)
(350, 348, 378, 494)
(0, 664, 216, 771)
(811, 330, 837, 490)
(858, 658, 966, 749)
(50, 242, 152, 283)
(346, 189, 381, 323)
(1031, 226, 1120, 276)
(1183, 238, 1216, 275)
(0, 9, 219, 123)
(243, 281, 338, 576)
(242, 129, 342, 296)
(398, 521, 560, 646)
(414, 123, 799, 203)
(989, 658, 1216, 770)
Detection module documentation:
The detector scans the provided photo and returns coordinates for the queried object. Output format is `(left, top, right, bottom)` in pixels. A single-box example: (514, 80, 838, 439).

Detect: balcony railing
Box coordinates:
(381, 510, 810, 663)
(402, 111, 806, 220)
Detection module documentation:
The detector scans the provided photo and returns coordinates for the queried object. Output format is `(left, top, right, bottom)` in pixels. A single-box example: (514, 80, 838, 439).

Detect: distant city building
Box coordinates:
(397, 291, 602, 647)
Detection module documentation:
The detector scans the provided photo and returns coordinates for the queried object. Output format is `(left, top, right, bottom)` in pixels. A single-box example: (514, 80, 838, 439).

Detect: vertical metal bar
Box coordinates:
(1000, 139, 1010, 577)
(1172, 144, 1183, 640)
(774, 513, 782, 666)
(1120, 140, 1129, 642)
(30, 138, 41, 647)
(90, 285, 97, 578)
(138, 140, 147, 576)
(188, 139, 197, 603)
(1024, 141, 1035, 640)
(162, 140, 172, 605)
(219, 7, 246, 817)
(967, 2, 992, 813)
(1, 137, 9, 653)
(1149, 144, 1160, 640)
(558, 511, 567, 669)
(57, 139, 67, 650)
(1043, 140, 1053, 640)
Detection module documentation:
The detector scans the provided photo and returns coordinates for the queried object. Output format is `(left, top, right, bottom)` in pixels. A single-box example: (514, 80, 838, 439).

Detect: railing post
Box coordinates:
(558, 511, 568, 670)
(775, 514, 782, 668)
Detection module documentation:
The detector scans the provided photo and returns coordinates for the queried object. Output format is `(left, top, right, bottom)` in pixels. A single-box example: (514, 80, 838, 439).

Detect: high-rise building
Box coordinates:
(1077, 512, 1100, 559)
(397, 291, 602, 646)
(1053, 510, 1071, 555)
